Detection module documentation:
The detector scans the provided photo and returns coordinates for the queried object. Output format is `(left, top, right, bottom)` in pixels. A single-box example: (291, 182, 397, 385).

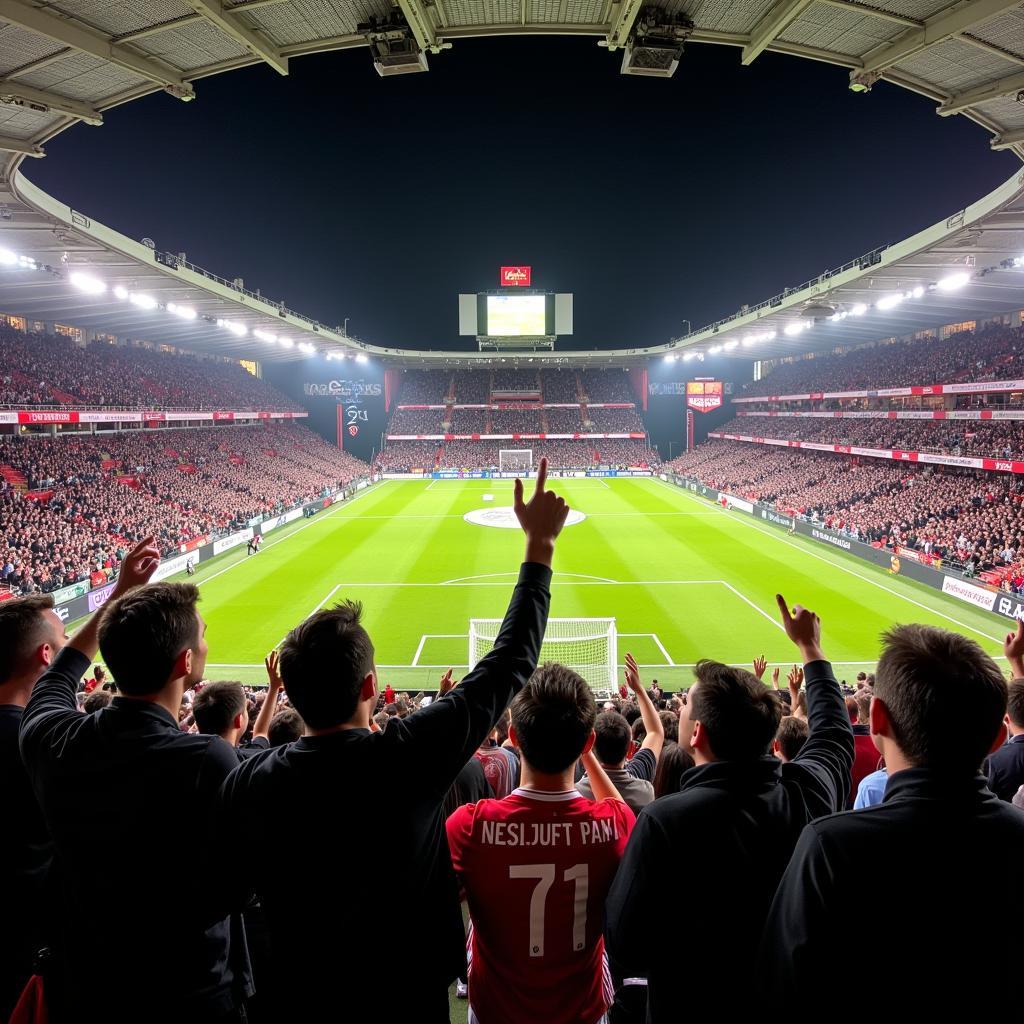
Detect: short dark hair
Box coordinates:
(510, 663, 596, 774)
(1009, 680, 1024, 731)
(593, 710, 632, 766)
(83, 690, 112, 714)
(621, 704, 641, 726)
(774, 715, 809, 762)
(659, 709, 679, 743)
(268, 707, 304, 746)
(192, 681, 246, 737)
(845, 697, 858, 723)
(0, 594, 55, 683)
(854, 691, 871, 724)
(690, 660, 783, 761)
(98, 583, 200, 696)
(653, 740, 694, 798)
(875, 624, 1007, 773)
(278, 601, 374, 730)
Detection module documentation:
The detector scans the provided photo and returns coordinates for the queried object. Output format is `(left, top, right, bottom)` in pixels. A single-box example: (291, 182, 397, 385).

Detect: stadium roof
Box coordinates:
(4, 0, 1024, 365)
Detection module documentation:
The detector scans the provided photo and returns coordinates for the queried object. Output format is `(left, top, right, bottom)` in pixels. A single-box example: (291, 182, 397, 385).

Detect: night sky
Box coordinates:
(25, 36, 1019, 352)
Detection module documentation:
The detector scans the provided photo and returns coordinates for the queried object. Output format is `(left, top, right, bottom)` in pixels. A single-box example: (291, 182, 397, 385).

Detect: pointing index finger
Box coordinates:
(535, 457, 548, 493)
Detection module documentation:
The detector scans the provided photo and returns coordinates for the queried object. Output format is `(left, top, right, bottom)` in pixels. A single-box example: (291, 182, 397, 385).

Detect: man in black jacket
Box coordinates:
(20, 538, 252, 1023)
(217, 459, 569, 1021)
(759, 621, 1023, 1011)
(605, 594, 853, 1021)
(988, 627, 1024, 800)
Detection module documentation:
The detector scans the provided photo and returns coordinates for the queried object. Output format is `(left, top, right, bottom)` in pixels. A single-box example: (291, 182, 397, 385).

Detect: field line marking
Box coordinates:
(442, 571, 619, 585)
(651, 633, 676, 665)
(196, 480, 390, 590)
(411, 634, 428, 666)
(328, 580, 731, 588)
(656, 479, 1005, 645)
(271, 583, 341, 650)
(719, 581, 786, 635)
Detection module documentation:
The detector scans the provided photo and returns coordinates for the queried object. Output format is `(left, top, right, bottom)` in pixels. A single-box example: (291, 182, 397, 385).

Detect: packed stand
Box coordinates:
(391, 370, 451, 404)
(491, 369, 540, 390)
(489, 408, 542, 434)
(4, 469, 1020, 1024)
(449, 408, 490, 433)
(545, 407, 584, 431)
(579, 368, 634, 402)
(540, 369, 581, 402)
(0, 326, 301, 411)
(374, 441, 439, 472)
(387, 408, 444, 434)
(587, 407, 646, 432)
(0, 424, 368, 595)
(453, 370, 491, 403)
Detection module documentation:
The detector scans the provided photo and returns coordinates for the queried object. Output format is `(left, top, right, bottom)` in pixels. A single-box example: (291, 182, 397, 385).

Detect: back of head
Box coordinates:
(690, 660, 782, 761)
(83, 690, 112, 715)
(854, 690, 872, 725)
(875, 624, 1007, 774)
(845, 696, 858, 724)
(659, 709, 679, 744)
(593, 710, 632, 766)
(510, 662, 596, 774)
(98, 582, 201, 697)
(278, 601, 374, 730)
(774, 715, 809, 763)
(653, 740, 694, 798)
(268, 707, 304, 746)
(192, 681, 246, 737)
(1008, 679, 1024, 732)
(0, 593, 59, 685)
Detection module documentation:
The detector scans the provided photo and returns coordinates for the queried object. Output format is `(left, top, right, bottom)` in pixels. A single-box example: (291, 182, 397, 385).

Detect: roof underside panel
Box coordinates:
(443, 0, 524, 28)
(132, 20, 253, 70)
(44, 0, 198, 40)
(679, 0, 776, 35)
(0, 105, 63, 139)
(778, 4, 894, 57)
(895, 36, 1021, 95)
(975, 92, 1024, 130)
(242, 0, 386, 45)
(17, 52, 151, 103)
(969, 7, 1024, 61)
(0, 25, 67, 75)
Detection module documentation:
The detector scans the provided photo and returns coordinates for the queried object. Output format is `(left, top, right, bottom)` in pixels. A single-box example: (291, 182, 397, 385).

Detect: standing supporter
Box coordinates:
(605, 596, 853, 1021)
(217, 460, 569, 1021)
(19, 539, 251, 1023)
(848, 688, 880, 806)
(447, 663, 634, 1024)
(759, 621, 1022, 1010)
(853, 765, 887, 808)
(0, 595, 66, 1021)
(652, 741, 693, 798)
(773, 715, 809, 763)
(267, 707, 303, 746)
(987, 629, 1024, 800)
(576, 653, 664, 813)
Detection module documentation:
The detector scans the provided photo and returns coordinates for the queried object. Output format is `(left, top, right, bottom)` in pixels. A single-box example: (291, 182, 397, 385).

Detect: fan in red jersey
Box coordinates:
(447, 663, 634, 1024)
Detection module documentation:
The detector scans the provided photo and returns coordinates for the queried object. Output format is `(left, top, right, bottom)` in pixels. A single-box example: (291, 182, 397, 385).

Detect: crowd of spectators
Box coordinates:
(449, 408, 489, 433)
(452, 371, 491, 403)
(0, 326, 301, 411)
(489, 408, 541, 433)
(430, 439, 659, 470)
(540, 369, 581, 402)
(3, 478, 1021, 1023)
(580, 368, 634, 402)
(545, 406, 584, 431)
(742, 323, 1024, 398)
(388, 408, 444, 434)
(586, 407, 646, 432)
(0, 424, 368, 595)
(375, 441, 439, 472)
(392, 370, 451, 404)
(491, 369, 540, 391)
(724, 414, 1024, 458)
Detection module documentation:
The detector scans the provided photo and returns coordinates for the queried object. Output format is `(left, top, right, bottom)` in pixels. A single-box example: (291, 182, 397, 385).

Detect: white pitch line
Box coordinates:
(411, 634, 428, 666)
(271, 583, 341, 650)
(651, 633, 676, 665)
(196, 480, 390, 590)
(657, 478, 1005, 645)
(315, 580, 730, 588)
(442, 571, 619, 585)
(719, 581, 786, 635)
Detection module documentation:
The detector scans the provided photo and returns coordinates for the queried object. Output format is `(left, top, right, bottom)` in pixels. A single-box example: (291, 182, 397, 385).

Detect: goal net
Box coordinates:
(469, 617, 617, 689)
(499, 449, 533, 474)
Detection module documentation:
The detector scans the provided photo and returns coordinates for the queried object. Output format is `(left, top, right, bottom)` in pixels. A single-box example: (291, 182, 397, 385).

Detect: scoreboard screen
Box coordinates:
(686, 380, 723, 413)
(485, 295, 547, 336)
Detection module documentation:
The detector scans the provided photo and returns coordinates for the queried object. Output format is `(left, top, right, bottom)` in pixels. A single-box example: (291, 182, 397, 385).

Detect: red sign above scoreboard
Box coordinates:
(500, 266, 532, 287)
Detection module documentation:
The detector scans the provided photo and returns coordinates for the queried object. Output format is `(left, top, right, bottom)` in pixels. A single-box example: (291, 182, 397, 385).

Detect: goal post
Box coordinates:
(469, 617, 618, 689)
(499, 448, 533, 474)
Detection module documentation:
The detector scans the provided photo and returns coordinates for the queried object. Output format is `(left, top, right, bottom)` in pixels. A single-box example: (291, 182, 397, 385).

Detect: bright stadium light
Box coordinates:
(708, 345, 722, 354)
(723, 340, 738, 350)
(279, 337, 294, 349)
(167, 303, 196, 320)
(298, 342, 315, 354)
(783, 323, 805, 336)
(742, 336, 758, 347)
(253, 329, 277, 343)
(217, 318, 248, 337)
(70, 272, 106, 295)
(850, 302, 867, 316)
(17, 255, 36, 269)
(909, 286, 925, 299)
(0, 248, 17, 266)
(113, 285, 129, 300)
(875, 293, 903, 311)
(355, 353, 368, 364)
(937, 272, 970, 292)
(682, 352, 696, 361)
(664, 354, 676, 363)
(129, 292, 157, 310)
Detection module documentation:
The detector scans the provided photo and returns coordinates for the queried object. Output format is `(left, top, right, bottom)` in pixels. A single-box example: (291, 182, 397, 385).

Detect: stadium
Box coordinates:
(3, 1, 1024, 1021)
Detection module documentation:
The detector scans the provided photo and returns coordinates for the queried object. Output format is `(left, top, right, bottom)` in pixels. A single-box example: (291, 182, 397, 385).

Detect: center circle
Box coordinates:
(464, 506, 587, 529)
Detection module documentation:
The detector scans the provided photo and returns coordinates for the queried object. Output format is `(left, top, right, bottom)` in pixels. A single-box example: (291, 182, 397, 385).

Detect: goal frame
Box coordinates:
(499, 448, 533, 474)
(468, 616, 618, 688)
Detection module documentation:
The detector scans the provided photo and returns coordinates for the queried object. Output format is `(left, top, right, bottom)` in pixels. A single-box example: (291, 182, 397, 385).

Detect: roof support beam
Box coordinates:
(937, 67, 1024, 115)
(0, 80, 102, 124)
(7, 49, 73, 80)
(990, 126, 1024, 149)
(114, 15, 203, 44)
(228, 0, 289, 10)
(396, 0, 441, 52)
(605, 0, 645, 51)
(0, 134, 43, 157)
(816, 0, 920, 27)
(183, 1, 288, 74)
(742, 0, 814, 65)
(859, 0, 1023, 75)
(0, 0, 194, 95)
(958, 32, 1024, 66)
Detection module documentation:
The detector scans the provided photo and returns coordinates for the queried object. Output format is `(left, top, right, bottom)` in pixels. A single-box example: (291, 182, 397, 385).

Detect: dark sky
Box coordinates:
(25, 36, 1018, 352)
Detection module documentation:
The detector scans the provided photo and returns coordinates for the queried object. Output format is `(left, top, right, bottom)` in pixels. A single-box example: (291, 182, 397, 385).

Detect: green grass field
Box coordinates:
(87, 475, 1011, 690)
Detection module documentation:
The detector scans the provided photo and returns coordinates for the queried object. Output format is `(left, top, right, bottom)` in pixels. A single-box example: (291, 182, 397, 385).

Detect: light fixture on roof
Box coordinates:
(355, 353, 368, 364)
(70, 272, 106, 295)
(217, 319, 248, 337)
(850, 302, 867, 316)
(167, 303, 196, 320)
(113, 285, 129, 300)
(909, 286, 925, 299)
(936, 272, 970, 292)
(682, 352, 696, 361)
(129, 292, 157, 310)
(253, 329, 277, 343)
(708, 344, 722, 354)
(783, 322, 805, 336)
(664, 354, 676, 363)
(875, 293, 903, 311)
(723, 340, 738, 350)
(0, 248, 17, 266)
(298, 342, 316, 354)
(278, 337, 294, 349)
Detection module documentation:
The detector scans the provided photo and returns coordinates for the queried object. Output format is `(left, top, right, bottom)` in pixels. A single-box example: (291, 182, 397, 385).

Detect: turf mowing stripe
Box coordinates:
(654, 478, 1005, 645)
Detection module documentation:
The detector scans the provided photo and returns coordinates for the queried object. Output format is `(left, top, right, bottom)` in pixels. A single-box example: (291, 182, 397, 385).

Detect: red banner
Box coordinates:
(500, 265, 532, 287)
(212, 412, 234, 421)
(18, 410, 78, 424)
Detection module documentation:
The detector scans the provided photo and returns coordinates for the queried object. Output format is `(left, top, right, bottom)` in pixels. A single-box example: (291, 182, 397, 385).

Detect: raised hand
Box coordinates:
(1004, 619, 1024, 678)
(265, 649, 284, 690)
(771, 666, 781, 689)
(513, 457, 570, 567)
(752, 655, 767, 680)
(624, 652, 643, 694)
(787, 665, 804, 691)
(776, 594, 825, 663)
(113, 535, 161, 596)
(438, 668, 457, 696)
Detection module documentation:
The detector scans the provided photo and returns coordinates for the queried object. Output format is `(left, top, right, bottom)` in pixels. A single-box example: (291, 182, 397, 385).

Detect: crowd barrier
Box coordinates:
(662, 473, 1024, 623)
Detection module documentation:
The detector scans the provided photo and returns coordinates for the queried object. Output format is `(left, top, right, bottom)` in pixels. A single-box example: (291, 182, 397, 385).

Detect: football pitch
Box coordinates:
(89, 475, 1012, 690)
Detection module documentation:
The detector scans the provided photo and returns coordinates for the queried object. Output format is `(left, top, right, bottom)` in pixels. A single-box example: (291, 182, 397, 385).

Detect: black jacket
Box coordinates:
(217, 561, 551, 1020)
(986, 733, 1024, 801)
(19, 647, 250, 1023)
(759, 769, 1024, 1011)
(605, 659, 853, 1021)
